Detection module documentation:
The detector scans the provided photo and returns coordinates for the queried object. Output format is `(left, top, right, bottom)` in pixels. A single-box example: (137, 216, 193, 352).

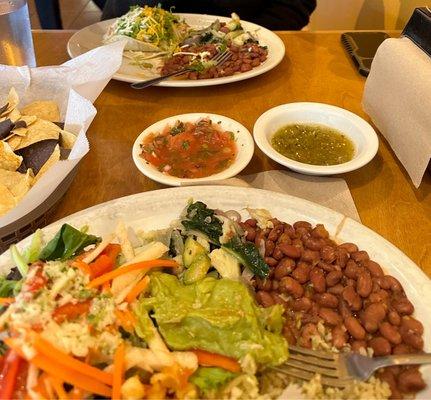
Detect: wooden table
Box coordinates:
(32, 30, 431, 276)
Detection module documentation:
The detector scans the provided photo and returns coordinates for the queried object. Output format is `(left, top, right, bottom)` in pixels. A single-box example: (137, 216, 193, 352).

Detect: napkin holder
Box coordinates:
(402, 7, 431, 58)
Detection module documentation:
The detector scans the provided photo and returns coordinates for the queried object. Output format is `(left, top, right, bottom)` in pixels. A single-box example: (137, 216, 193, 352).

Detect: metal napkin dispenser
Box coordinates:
(402, 7, 431, 57)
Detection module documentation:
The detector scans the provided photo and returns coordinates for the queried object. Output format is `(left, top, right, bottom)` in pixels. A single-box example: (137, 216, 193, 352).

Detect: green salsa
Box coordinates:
(271, 123, 355, 166)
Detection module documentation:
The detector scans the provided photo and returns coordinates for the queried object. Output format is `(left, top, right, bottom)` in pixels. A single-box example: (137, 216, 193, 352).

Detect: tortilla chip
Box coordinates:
(8, 108, 21, 122)
(0, 141, 22, 171)
(0, 183, 16, 216)
(6, 135, 22, 150)
(16, 139, 58, 175)
(15, 119, 60, 150)
(21, 101, 60, 122)
(4, 88, 19, 115)
(34, 144, 60, 182)
(19, 115, 37, 126)
(0, 168, 33, 201)
(60, 129, 76, 149)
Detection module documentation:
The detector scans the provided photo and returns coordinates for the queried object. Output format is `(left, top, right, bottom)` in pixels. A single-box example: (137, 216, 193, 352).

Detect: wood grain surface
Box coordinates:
(32, 31, 431, 275)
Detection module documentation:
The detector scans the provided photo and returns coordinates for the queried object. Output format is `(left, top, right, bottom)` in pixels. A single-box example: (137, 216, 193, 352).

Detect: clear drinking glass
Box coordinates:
(0, 0, 36, 67)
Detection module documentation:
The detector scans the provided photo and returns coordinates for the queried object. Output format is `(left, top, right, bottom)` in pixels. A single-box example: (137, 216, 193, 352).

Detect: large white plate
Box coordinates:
(0, 186, 429, 397)
(67, 14, 286, 87)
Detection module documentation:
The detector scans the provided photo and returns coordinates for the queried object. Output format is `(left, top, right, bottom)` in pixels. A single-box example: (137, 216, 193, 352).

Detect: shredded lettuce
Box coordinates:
(140, 273, 288, 366)
(39, 224, 100, 261)
(22, 229, 43, 264)
(190, 367, 237, 397)
(10, 244, 28, 276)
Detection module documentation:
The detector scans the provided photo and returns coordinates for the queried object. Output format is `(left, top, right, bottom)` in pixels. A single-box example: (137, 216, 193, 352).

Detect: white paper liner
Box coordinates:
(0, 40, 126, 228)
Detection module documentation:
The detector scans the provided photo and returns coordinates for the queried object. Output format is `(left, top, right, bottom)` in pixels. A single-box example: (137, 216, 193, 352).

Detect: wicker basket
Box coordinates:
(0, 166, 78, 254)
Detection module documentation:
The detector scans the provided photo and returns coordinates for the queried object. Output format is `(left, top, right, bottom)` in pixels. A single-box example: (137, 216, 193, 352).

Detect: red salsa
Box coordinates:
(140, 118, 238, 179)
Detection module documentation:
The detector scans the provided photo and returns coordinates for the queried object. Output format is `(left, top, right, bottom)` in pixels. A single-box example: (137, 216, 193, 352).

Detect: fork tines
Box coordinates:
(211, 50, 233, 66)
(270, 345, 353, 388)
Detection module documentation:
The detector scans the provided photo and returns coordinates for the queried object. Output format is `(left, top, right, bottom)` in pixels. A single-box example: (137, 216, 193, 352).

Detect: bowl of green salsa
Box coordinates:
(253, 102, 379, 175)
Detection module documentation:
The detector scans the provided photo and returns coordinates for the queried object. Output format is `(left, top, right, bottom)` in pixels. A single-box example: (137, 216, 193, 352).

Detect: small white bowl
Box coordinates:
(132, 113, 254, 186)
(253, 103, 379, 175)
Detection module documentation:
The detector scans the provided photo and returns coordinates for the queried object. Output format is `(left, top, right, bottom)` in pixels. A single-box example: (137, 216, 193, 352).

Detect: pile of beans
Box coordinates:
(160, 43, 268, 80)
(240, 217, 426, 399)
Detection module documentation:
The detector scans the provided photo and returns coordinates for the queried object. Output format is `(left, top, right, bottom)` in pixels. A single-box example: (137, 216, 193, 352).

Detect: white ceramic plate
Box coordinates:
(132, 113, 254, 186)
(253, 103, 379, 176)
(67, 14, 285, 87)
(0, 187, 429, 398)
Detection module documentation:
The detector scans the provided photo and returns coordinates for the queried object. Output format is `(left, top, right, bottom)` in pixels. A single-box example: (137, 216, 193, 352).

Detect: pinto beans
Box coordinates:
(397, 368, 426, 393)
(368, 337, 392, 356)
(268, 226, 284, 242)
(338, 299, 352, 320)
(245, 227, 256, 241)
(332, 326, 347, 349)
(379, 322, 402, 345)
(350, 250, 370, 263)
(301, 249, 320, 263)
(392, 343, 411, 355)
(274, 258, 295, 280)
(255, 291, 275, 307)
(357, 271, 373, 297)
(385, 275, 403, 292)
(345, 316, 366, 340)
(292, 297, 312, 312)
(342, 286, 362, 311)
(321, 245, 336, 263)
(351, 340, 367, 353)
(293, 221, 312, 230)
(305, 238, 326, 251)
(338, 243, 358, 254)
(401, 316, 424, 335)
(310, 268, 326, 293)
(318, 307, 342, 326)
(279, 277, 304, 298)
(325, 270, 342, 287)
(265, 240, 275, 256)
(316, 293, 339, 308)
(278, 243, 301, 259)
(345, 260, 359, 279)
(388, 310, 401, 326)
(401, 330, 424, 350)
(362, 303, 387, 333)
(328, 283, 344, 295)
(393, 298, 414, 315)
(363, 260, 384, 277)
(292, 262, 311, 284)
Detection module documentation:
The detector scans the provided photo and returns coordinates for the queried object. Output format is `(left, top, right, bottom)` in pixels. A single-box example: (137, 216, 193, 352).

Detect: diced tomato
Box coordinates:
(101, 244, 121, 263)
(25, 268, 47, 293)
(53, 300, 91, 323)
(89, 255, 113, 279)
(0, 350, 26, 399)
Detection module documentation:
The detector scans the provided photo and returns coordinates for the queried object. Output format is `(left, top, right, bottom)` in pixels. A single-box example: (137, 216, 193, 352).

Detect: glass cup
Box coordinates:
(0, 0, 36, 67)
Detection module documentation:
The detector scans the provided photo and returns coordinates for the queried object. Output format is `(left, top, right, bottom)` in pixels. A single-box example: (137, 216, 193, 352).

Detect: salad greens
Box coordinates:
(223, 236, 269, 278)
(0, 275, 21, 297)
(181, 201, 269, 278)
(140, 273, 288, 366)
(190, 367, 238, 397)
(39, 223, 100, 261)
(181, 201, 223, 244)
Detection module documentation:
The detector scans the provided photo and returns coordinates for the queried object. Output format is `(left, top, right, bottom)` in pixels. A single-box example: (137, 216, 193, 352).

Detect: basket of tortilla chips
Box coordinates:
(0, 41, 125, 253)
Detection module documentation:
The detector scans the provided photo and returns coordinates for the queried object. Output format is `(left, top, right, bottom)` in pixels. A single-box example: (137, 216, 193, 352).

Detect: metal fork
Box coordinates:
(270, 345, 431, 388)
(131, 50, 232, 89)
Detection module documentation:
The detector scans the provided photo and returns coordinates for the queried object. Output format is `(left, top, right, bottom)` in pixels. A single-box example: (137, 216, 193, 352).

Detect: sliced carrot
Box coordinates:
(0, 297, 15, 304)
(5, 339, 111, 398)
(192, 350, 241, 373)
(87, 259, 178, 289)
(31, 335, 113, 386)
(47, 375, 69, 399)
(125, 276, 150, 303)
(69, 387, 86, 400)
(71, 260, 91, 275)
(52, 300, 91, 324)
(112, 342, 125, 400)
(102, 281, 111, 293)
(115, 309, 136, 333)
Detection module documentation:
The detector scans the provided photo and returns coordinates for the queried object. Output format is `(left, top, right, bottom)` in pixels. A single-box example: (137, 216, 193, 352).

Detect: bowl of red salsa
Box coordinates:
(132, 113, 254, 186)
